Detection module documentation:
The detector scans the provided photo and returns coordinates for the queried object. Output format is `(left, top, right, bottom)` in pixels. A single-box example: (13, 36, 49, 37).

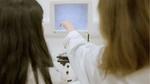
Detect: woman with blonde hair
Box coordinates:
(62, 0, 150, 84)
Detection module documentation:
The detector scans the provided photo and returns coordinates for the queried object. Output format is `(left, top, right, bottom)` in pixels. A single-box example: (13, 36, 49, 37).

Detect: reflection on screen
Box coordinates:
(55, 4, 88, 31)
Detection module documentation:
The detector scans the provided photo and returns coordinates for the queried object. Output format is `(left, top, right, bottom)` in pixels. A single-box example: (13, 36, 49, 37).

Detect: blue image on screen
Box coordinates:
(55, 4, 88, 31)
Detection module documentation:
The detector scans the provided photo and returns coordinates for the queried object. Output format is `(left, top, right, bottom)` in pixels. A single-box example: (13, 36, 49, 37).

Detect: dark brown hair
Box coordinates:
(0, 0, 53, 84)
(98, 0, 150, 75)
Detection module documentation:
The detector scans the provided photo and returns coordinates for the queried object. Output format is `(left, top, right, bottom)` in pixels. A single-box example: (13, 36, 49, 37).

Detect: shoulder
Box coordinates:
(26, 64, 36, 84)
(101, 67, 150, 84)
(125, 66, 150, 84)
(26, 65, 65, 84)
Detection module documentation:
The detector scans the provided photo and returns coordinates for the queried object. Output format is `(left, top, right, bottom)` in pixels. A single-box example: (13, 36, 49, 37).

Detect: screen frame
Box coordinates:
(49, 0, 93, 34)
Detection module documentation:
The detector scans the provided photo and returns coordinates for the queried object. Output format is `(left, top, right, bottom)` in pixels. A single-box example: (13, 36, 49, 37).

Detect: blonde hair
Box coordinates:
(98, 0, 150, 75)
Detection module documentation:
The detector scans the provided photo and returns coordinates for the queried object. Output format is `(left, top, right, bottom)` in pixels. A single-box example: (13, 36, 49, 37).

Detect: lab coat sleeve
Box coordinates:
(64, 31, 87, 51)
(64, 31, 101, 84)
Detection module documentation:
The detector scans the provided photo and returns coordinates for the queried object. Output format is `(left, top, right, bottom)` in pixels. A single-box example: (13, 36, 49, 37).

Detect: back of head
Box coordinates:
(0, 0, 53, 84)
(98, 0, 150, 75)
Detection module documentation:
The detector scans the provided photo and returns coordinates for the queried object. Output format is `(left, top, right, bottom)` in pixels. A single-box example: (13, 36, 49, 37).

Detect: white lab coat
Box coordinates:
(27, 64, 66, 84)
(64, 31, 150, 84)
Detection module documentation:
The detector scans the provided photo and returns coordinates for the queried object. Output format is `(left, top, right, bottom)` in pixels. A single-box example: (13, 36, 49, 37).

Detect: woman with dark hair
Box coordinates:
(0, 0, 54, 84)
(62, 0, 150, 84)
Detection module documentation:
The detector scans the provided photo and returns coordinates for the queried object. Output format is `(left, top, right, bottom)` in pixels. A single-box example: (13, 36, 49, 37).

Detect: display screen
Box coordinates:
(55, 4, 88, 31)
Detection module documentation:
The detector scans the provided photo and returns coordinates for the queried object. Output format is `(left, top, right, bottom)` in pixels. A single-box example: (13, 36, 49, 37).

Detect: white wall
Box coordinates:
(36, 0, 103, 60)
(35, 1, 104, 82)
